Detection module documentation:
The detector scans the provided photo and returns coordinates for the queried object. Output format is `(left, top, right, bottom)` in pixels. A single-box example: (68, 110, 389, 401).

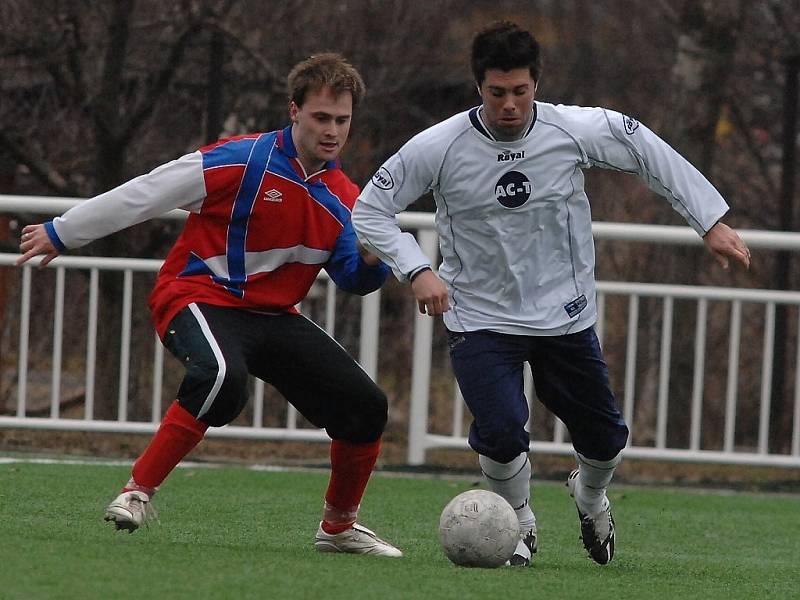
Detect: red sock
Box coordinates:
(125, 401, 208, 493)
(321, 438, 381, 534)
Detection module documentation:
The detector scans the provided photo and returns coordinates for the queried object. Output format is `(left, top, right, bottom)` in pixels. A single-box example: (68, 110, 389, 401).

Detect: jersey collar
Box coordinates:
(469, 103, 538, 142)
(276, 125, 340, 178)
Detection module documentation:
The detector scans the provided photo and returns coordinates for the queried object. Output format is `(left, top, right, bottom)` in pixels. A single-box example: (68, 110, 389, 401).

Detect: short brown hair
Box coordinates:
(287, 53, 366, 108)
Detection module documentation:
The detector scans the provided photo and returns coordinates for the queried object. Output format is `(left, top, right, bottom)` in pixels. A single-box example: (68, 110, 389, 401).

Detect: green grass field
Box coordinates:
(1, 461, 798, 600)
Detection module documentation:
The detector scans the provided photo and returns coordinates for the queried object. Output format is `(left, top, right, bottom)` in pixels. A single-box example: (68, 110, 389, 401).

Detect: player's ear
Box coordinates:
(289, 101, 299, 123)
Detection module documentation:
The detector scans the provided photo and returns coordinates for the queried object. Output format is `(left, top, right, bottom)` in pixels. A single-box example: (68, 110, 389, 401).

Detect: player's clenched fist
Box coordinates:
(411, 268, 450, 315)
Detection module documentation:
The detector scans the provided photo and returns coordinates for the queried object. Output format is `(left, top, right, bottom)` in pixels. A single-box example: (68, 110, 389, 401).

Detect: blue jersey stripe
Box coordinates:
(306, 181, 351, 228)
(202, 137, 259, 169)
(225, 133, 276, 294)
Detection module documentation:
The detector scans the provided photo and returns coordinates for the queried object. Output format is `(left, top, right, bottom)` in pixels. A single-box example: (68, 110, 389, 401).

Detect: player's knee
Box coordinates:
(193, 361, 249, 427)
(478, 421, 529, 464)
(485, 438, 529, 464)
(574, 420, 629, 462)
(604, 421, 629, 459)
(329, 387, 388, 444)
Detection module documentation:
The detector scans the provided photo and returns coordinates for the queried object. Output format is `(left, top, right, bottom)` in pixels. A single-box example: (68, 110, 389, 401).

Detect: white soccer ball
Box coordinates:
(438, 489, 520, 568)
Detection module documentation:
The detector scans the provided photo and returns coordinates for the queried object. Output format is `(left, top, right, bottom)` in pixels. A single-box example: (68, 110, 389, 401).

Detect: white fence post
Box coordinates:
(359, 290, 381, 380)
(407, 229, 439, 465)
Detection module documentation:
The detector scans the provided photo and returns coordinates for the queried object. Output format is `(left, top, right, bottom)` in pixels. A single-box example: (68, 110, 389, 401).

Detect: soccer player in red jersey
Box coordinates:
(18, 54, 401, 557)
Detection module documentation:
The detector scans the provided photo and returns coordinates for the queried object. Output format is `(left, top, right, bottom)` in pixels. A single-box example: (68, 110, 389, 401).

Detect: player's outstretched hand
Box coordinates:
(17, 224, 60, 267)
(411, 269, 450, 316)
(702, 222, 750, 270)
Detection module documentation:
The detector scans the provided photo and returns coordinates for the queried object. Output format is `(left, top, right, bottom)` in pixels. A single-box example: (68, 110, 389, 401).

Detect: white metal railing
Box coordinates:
(3, 195, 800, 468)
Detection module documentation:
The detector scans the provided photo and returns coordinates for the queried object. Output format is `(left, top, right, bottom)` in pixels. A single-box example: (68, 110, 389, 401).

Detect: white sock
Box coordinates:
(575, 452, 622, 516)
(479, 452, 536, 531)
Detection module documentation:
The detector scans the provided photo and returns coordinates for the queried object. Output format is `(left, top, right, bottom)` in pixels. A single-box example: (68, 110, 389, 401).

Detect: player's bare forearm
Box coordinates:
(702, 222, 750, 270)
(356, 240, 382, 266)
(17, 224, 60, 267)
(411, 269, 450, 315)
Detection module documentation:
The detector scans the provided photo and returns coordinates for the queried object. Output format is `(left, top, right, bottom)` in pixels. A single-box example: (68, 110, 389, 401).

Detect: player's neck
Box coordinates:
(483, 109, 533, 142)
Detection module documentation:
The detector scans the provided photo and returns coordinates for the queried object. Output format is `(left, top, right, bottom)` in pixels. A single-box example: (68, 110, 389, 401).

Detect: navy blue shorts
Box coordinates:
(447, 326, 628, 463)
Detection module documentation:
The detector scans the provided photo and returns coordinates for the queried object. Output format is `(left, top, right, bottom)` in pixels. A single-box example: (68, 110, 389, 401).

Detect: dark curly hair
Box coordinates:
(471, 21, 541, 86)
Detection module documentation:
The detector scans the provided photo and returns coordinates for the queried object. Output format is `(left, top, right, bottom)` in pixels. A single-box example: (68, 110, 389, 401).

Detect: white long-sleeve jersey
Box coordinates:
(353, 102, 729, 335)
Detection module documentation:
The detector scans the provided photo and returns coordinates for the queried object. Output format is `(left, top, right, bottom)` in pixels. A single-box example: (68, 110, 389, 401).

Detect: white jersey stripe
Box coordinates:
(193, 245, 332, 281)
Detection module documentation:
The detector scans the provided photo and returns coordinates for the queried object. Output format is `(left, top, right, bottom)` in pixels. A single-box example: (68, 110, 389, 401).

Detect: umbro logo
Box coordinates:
(263, 189, 283, 202)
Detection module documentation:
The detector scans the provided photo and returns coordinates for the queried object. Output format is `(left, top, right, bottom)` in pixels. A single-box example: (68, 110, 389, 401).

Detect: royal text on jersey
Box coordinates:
(497, 150, 526, 162)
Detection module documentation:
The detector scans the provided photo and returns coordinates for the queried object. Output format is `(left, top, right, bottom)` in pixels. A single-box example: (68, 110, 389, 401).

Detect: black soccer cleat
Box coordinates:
(567, 469, 615, 565)
(508, 526, 538, 567)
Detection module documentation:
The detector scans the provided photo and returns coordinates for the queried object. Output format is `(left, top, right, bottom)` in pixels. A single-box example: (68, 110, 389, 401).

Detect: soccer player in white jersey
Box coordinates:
(353, 21, 751, 566)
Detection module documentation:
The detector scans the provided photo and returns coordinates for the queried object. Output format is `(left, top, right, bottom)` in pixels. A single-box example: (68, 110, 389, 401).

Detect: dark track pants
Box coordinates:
(163, 303, 387, 443)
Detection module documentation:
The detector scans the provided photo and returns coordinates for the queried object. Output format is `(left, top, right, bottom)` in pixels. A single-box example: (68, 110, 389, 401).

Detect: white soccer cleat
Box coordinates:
(567, 469, 615, 565)
(104, 490, 155, 533)
(314, 522, 403, 557)
(507, 526, 538, 566)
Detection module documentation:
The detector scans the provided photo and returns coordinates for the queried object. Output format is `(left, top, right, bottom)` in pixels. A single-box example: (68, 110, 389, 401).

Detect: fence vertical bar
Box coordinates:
(452, 384, 464, 437)
(325, 279, 336, 336)
(151, 333, 164, 423)
(85, 268, 98, 420)
(596, 291, 605, 347)
(407, 230, 438, 465)
(359, 291, 381, 379)
(17, 265, 31, 417)
(253, 378, 264, 428)
(286, 403, 298, 429)
(50, 266, 65, 418)
(656, 296, 673, 449)
(792, 313, 800, 456)
(117, 270, 133, 422)
(623, 294, 639, 444)
(724, 300, 742, 453)
(690, 299, 708, 451)
(759, 302, 776, 454)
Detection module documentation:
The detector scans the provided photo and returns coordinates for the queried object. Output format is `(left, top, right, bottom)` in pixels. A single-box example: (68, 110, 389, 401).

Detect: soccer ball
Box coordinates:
(438, 489, 520, 568)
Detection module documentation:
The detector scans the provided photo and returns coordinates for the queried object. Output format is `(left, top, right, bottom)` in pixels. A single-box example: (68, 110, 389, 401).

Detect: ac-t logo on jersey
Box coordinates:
(495, 171, 532, 208)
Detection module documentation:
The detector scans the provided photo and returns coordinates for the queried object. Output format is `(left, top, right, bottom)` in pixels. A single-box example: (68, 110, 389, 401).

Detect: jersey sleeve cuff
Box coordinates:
(44, 221, 67, 253)
(407, 265, 432, 283)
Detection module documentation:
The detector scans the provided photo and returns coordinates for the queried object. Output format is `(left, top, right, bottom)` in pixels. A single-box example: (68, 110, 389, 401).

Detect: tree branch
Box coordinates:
(118, 19, 206, 147)
(93, 0, 135, 140)
(0, 130, 78, 196)
(728, 101, 780, 200)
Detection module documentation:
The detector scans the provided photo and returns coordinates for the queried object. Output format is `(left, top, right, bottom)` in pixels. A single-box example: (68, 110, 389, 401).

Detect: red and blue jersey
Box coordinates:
(149, 126, 388, 337)
(46, 125, 388, 338)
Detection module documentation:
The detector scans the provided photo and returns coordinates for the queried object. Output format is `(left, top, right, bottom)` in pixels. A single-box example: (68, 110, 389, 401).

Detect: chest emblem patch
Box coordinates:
(495, 170, 532, 208)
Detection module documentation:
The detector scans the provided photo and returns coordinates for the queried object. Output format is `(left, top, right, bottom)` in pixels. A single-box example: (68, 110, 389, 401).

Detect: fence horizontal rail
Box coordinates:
(4, 193, 800, 250)
(4, 194, 800, 468)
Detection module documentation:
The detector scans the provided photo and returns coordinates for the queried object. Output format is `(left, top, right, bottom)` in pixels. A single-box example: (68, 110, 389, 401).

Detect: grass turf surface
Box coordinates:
(1, 462, 798, 600)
